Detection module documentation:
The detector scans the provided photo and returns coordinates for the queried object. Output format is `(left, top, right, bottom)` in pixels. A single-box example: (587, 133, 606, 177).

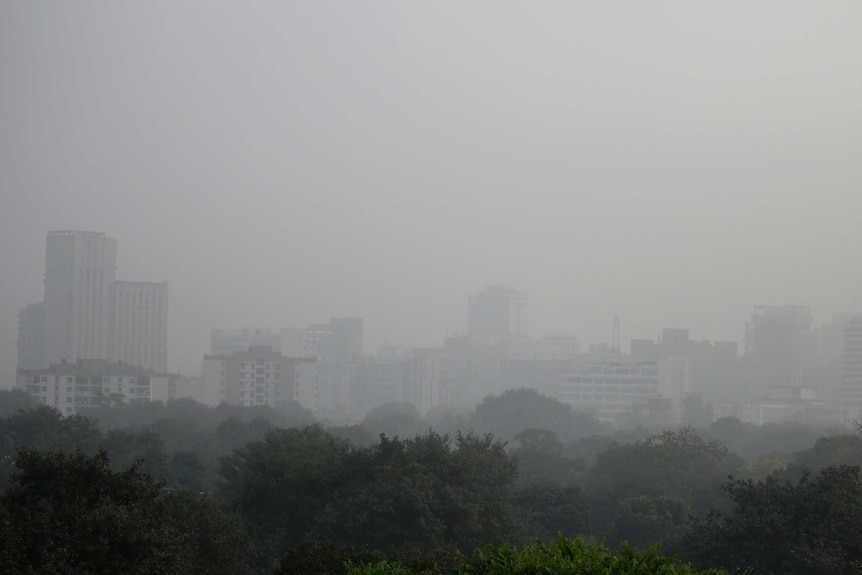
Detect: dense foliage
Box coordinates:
(346, 536, 732, 575)
(1, 388, 862, 573)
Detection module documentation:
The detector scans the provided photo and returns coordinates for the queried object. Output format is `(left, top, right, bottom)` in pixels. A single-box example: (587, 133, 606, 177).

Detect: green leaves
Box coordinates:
(221, 427, 520, 556)
(685, 465, 862, 574)
(455, 535, 729, 575)
(0, 447, 254, 575)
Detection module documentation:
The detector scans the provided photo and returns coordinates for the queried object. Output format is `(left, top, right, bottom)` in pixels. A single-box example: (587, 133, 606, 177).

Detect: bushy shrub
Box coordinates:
(344, 535, 732, 575)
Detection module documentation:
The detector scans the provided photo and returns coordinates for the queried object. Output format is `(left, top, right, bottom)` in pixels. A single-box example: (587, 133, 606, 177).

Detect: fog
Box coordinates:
(2, 1, 861, 381)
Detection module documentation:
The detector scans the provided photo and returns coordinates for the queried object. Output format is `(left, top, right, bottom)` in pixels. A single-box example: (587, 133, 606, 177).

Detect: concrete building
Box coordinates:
(632, 329, 739, 407)
(468, 285, 527, 340)
(350, 347, 442, 418)
(406, 347, 441, 416)
(16, 359, 172, 415)
(201, 345, 311, 408)
(821, 313, 862, 404)
(113, 281, 168, 373)
(658, 355, 692, 421)
(17, 231, 168, 373)
(210, 328, 284, 356)
(17, 303, 45, 371)
(559, 363, 660, 421)
(743, 306, 818, 401)
(843, 318, 862, 404)
(355, 360, 406, 417)
(43, 231, 117, 367)
(306, 318, 363, 363)
(530, 335, 581, 360)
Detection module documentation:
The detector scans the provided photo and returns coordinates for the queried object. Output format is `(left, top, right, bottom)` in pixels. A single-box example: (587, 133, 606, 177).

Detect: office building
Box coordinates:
(305, 318, 363, 363)
(468, 285, 527, 339)
(17, 303, 45, 371)
(43, 230, 117, 367)
(559, 363, 660, 421)
(843, 318, 862, 404)
(17, 231, 169, 374)
(743, 306, 818, 400)
(113, 281, 168, 373)
(210, 328, 284, 356)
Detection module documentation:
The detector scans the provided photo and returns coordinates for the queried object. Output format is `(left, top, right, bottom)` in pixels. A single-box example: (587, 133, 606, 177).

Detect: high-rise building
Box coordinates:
(305, 318, 363, 363)
(210, 328, 283, 356)
(43, 231, 117, 367)
(743, 305, 818, 400)
(17, 231, 168, 373)
(843, 318, 862, 404)
(17, 302, 45, 371)
(113, 281, 169, 372)
(468, 285, 527, 339)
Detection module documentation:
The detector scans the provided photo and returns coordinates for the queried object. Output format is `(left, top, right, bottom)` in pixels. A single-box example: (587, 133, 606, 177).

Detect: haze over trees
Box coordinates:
(2, 388, 862, 573)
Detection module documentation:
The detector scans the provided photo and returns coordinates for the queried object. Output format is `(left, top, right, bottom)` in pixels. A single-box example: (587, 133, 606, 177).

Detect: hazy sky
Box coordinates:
(2, 1, 861, 381)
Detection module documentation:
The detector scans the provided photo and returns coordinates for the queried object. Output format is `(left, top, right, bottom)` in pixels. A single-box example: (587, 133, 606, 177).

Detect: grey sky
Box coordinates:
(2, 1, 861, 381)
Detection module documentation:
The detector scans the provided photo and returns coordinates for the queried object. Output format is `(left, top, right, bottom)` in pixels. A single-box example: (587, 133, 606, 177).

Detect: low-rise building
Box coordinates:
(16, 359, 173, 415)
(201, 345, 313, 408)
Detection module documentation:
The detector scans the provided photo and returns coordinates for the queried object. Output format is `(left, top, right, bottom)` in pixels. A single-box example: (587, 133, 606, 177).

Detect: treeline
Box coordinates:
(3, 387, 862, 573)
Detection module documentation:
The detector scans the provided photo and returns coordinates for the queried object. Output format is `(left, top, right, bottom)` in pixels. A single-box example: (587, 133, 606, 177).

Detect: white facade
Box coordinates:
(16, 359, 171, 416)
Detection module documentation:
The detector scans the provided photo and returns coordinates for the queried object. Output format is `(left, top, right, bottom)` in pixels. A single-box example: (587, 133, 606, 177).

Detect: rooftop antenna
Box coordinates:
(612, 316, 621, 360)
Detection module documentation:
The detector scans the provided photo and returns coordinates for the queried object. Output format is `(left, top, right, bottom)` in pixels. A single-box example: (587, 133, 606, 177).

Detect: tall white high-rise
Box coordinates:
(18, 231, 168, 373)
(43, 231, 117, 367)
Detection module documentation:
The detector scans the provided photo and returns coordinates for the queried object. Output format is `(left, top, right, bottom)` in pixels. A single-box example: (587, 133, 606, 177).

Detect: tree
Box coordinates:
(516, 485, 591, 540)
(0, 448, 172, 574)
(685, 466, 862, 575)
(310, 431, 520, 552)
(681, 393, 713, 429)
(0, 447, 256, 575)
(361, 402, 426, 439)
(510, 428, 584, 489)
(582, 427, 740, 534)
(219, 425, 359, 556)
(0, 406, 103, 489)
(473, 388, 605, 442)
(0, 390, 36, 416)
(156, 490, 256, 575)
(608, 495, 693, 550)
(787, 434, 862, 474)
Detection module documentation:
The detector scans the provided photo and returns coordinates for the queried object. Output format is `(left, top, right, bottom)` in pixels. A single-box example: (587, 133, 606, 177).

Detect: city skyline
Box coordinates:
(3, 228, 862, 382)
(2, 2, 861, 383)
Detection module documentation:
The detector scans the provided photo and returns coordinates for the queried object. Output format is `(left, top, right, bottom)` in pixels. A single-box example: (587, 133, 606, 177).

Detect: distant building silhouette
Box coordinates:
(17, 231, 168, 373)
(468, 285, 527, 339)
